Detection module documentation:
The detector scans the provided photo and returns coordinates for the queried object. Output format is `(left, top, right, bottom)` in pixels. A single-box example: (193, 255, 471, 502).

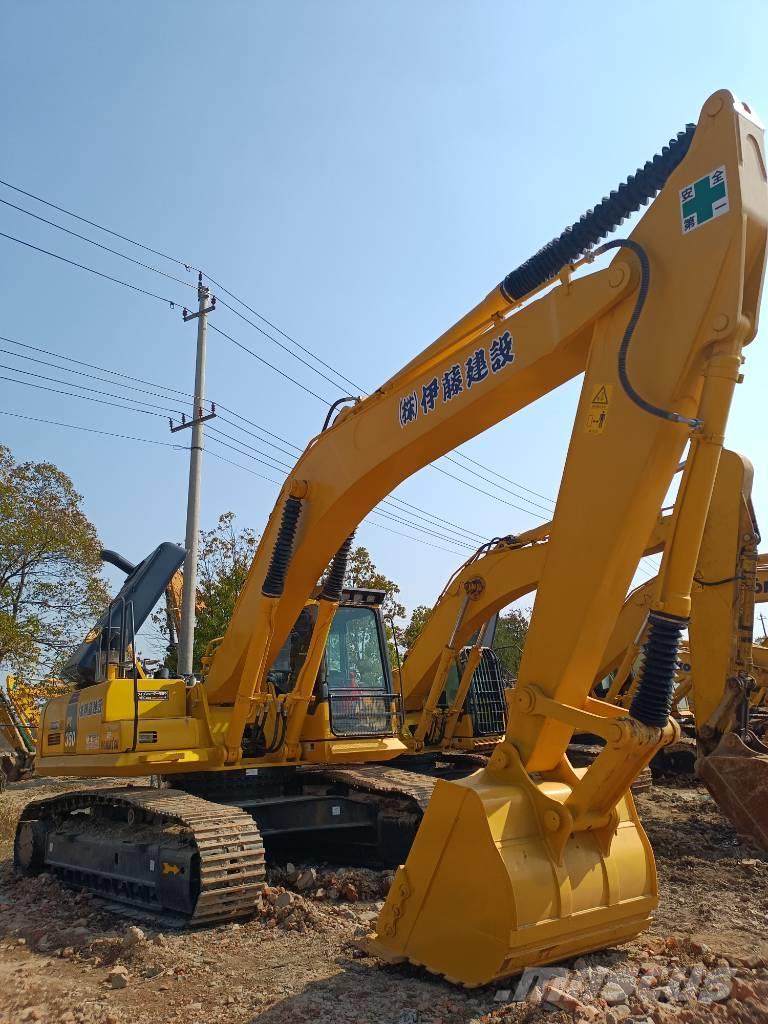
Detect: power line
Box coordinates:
(208, 322, 334, 405)
(0, 409, 184, 448)
(2, 404, 468, 557)
(380, 497, 485, 546)
(215, 296, 360, 395)
(368, 507, 474, 551)
(0, 334, 196, 401)
(0, 348, 193, 414)
(0, 331, 508, 544)
(206, 426, 293, 473)
(0, 408, 284, 493)
(441, 455, 555, 515)
(365, 511, 468, 556)
(204, 275, 364, 393)
(449, 450, 556, 506)
(0, 373, 171, 418)
(0, 177, 193, 270)
(0, 171, 562, 549)
(0, 196, 196, 291)
(205, 447, 282, 487)
(0, 335, 301, 466)
(0, 231, 184, 308)
(206, 432, 298, 476)
(0, 334, 656, 565)
(216, 413, 301, 461)
(0, 182, 583, 529)
(430, 462, 547, 520)
(1, 399, 658, 572)
(216, 403, 303, 454)
(206, 428, 473, 551)
(0, 362, 184, 417)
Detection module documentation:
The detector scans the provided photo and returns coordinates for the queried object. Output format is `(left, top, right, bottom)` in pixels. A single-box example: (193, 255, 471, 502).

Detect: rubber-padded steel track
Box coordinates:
(17, 787, 265, 924)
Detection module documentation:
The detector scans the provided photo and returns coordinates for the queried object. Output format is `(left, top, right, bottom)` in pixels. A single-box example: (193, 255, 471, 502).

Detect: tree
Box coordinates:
(0, 446, 109, 678)
(402, 605, 432, 652)
(157, 512, 259, 672)
(343, 546, 405, 619)
(343, 546, 405, 666)
(492, 607, 530, 678)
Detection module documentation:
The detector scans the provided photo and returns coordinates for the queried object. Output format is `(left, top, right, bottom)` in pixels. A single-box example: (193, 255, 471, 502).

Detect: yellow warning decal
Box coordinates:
(162, 862, 181, 876)
(585, 383, 612, 434)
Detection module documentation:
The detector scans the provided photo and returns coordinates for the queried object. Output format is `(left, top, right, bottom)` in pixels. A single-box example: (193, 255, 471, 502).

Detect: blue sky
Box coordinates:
(3, 1, 768, 655)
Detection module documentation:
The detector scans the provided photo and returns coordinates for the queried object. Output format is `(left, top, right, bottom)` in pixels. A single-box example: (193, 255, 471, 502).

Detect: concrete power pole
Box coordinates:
(171, 274, 217, 677)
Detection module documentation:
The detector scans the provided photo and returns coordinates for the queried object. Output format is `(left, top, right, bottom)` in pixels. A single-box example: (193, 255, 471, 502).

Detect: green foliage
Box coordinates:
(492, 607, 530, 677)
(159, 512, 258, 672)
(0, 445, 109, 677)
(402, 604, 432, 652)
(343, 546, 405, 619)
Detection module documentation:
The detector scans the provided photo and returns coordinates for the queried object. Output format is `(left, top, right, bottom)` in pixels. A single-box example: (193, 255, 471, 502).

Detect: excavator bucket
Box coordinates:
(367, 769, 657, 987)
(697, 732, 768, 851)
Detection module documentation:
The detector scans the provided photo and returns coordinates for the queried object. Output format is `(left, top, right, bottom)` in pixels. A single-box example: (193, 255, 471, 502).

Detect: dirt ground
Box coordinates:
(0, 776, 767, 1024)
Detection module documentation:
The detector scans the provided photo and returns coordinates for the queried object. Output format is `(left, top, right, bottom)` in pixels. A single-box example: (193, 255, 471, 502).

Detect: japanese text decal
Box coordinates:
(399, 330, 515, 428)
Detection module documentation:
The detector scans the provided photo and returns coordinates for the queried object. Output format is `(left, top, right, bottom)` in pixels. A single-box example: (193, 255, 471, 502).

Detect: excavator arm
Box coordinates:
(366, 91, 767, 985)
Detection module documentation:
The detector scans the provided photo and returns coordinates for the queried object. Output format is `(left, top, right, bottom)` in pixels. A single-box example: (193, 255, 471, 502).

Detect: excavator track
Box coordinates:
(651, 735, 697, 775)
(294, 763, 470, 864)
(303, 764, 442, 814)
(15, 787, 265, 925)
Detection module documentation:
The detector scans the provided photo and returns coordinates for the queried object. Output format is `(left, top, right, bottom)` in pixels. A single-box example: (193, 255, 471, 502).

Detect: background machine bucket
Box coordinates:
(697, 732, 768, 851)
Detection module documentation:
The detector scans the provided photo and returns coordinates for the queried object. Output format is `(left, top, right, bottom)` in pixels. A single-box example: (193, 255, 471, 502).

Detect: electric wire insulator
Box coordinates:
(629, 612, 687, 727)
(262, 496, 303, 597)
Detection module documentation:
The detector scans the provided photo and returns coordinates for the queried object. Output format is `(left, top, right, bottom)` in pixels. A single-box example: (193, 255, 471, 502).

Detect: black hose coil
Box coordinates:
(321, 533, 355, 602)
(629, 612, 687, 727)
(262, 496, 303, 597)
(500, 124, 696, 302)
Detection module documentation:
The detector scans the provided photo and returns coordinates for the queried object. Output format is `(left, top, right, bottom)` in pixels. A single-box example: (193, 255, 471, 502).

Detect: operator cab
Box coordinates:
(266, 588, 401, 738)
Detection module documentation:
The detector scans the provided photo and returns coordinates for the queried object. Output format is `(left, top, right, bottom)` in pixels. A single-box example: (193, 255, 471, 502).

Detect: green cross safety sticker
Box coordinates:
(680, 166, 729, 234)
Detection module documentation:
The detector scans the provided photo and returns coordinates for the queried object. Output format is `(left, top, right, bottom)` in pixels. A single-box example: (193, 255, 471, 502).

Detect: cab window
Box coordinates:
(266, 606, 317, 693)
(321, 606, 387, 692)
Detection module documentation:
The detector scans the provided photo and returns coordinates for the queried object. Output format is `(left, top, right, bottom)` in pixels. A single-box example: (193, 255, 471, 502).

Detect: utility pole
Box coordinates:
(171, 274, 217, 677)
(760, 613, 768, 642)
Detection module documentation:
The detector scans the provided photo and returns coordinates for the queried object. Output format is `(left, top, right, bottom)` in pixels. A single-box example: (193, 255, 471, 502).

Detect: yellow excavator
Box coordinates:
(0, 676, 69, 787)
(0, 681, 36, 788)
(14, 91, 768, 984)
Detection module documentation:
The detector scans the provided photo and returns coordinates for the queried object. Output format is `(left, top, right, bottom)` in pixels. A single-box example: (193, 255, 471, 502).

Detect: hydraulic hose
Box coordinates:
(591, 239, 702, 429)
(629, 612, 687, 727)
(322, 396, 359, 431)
